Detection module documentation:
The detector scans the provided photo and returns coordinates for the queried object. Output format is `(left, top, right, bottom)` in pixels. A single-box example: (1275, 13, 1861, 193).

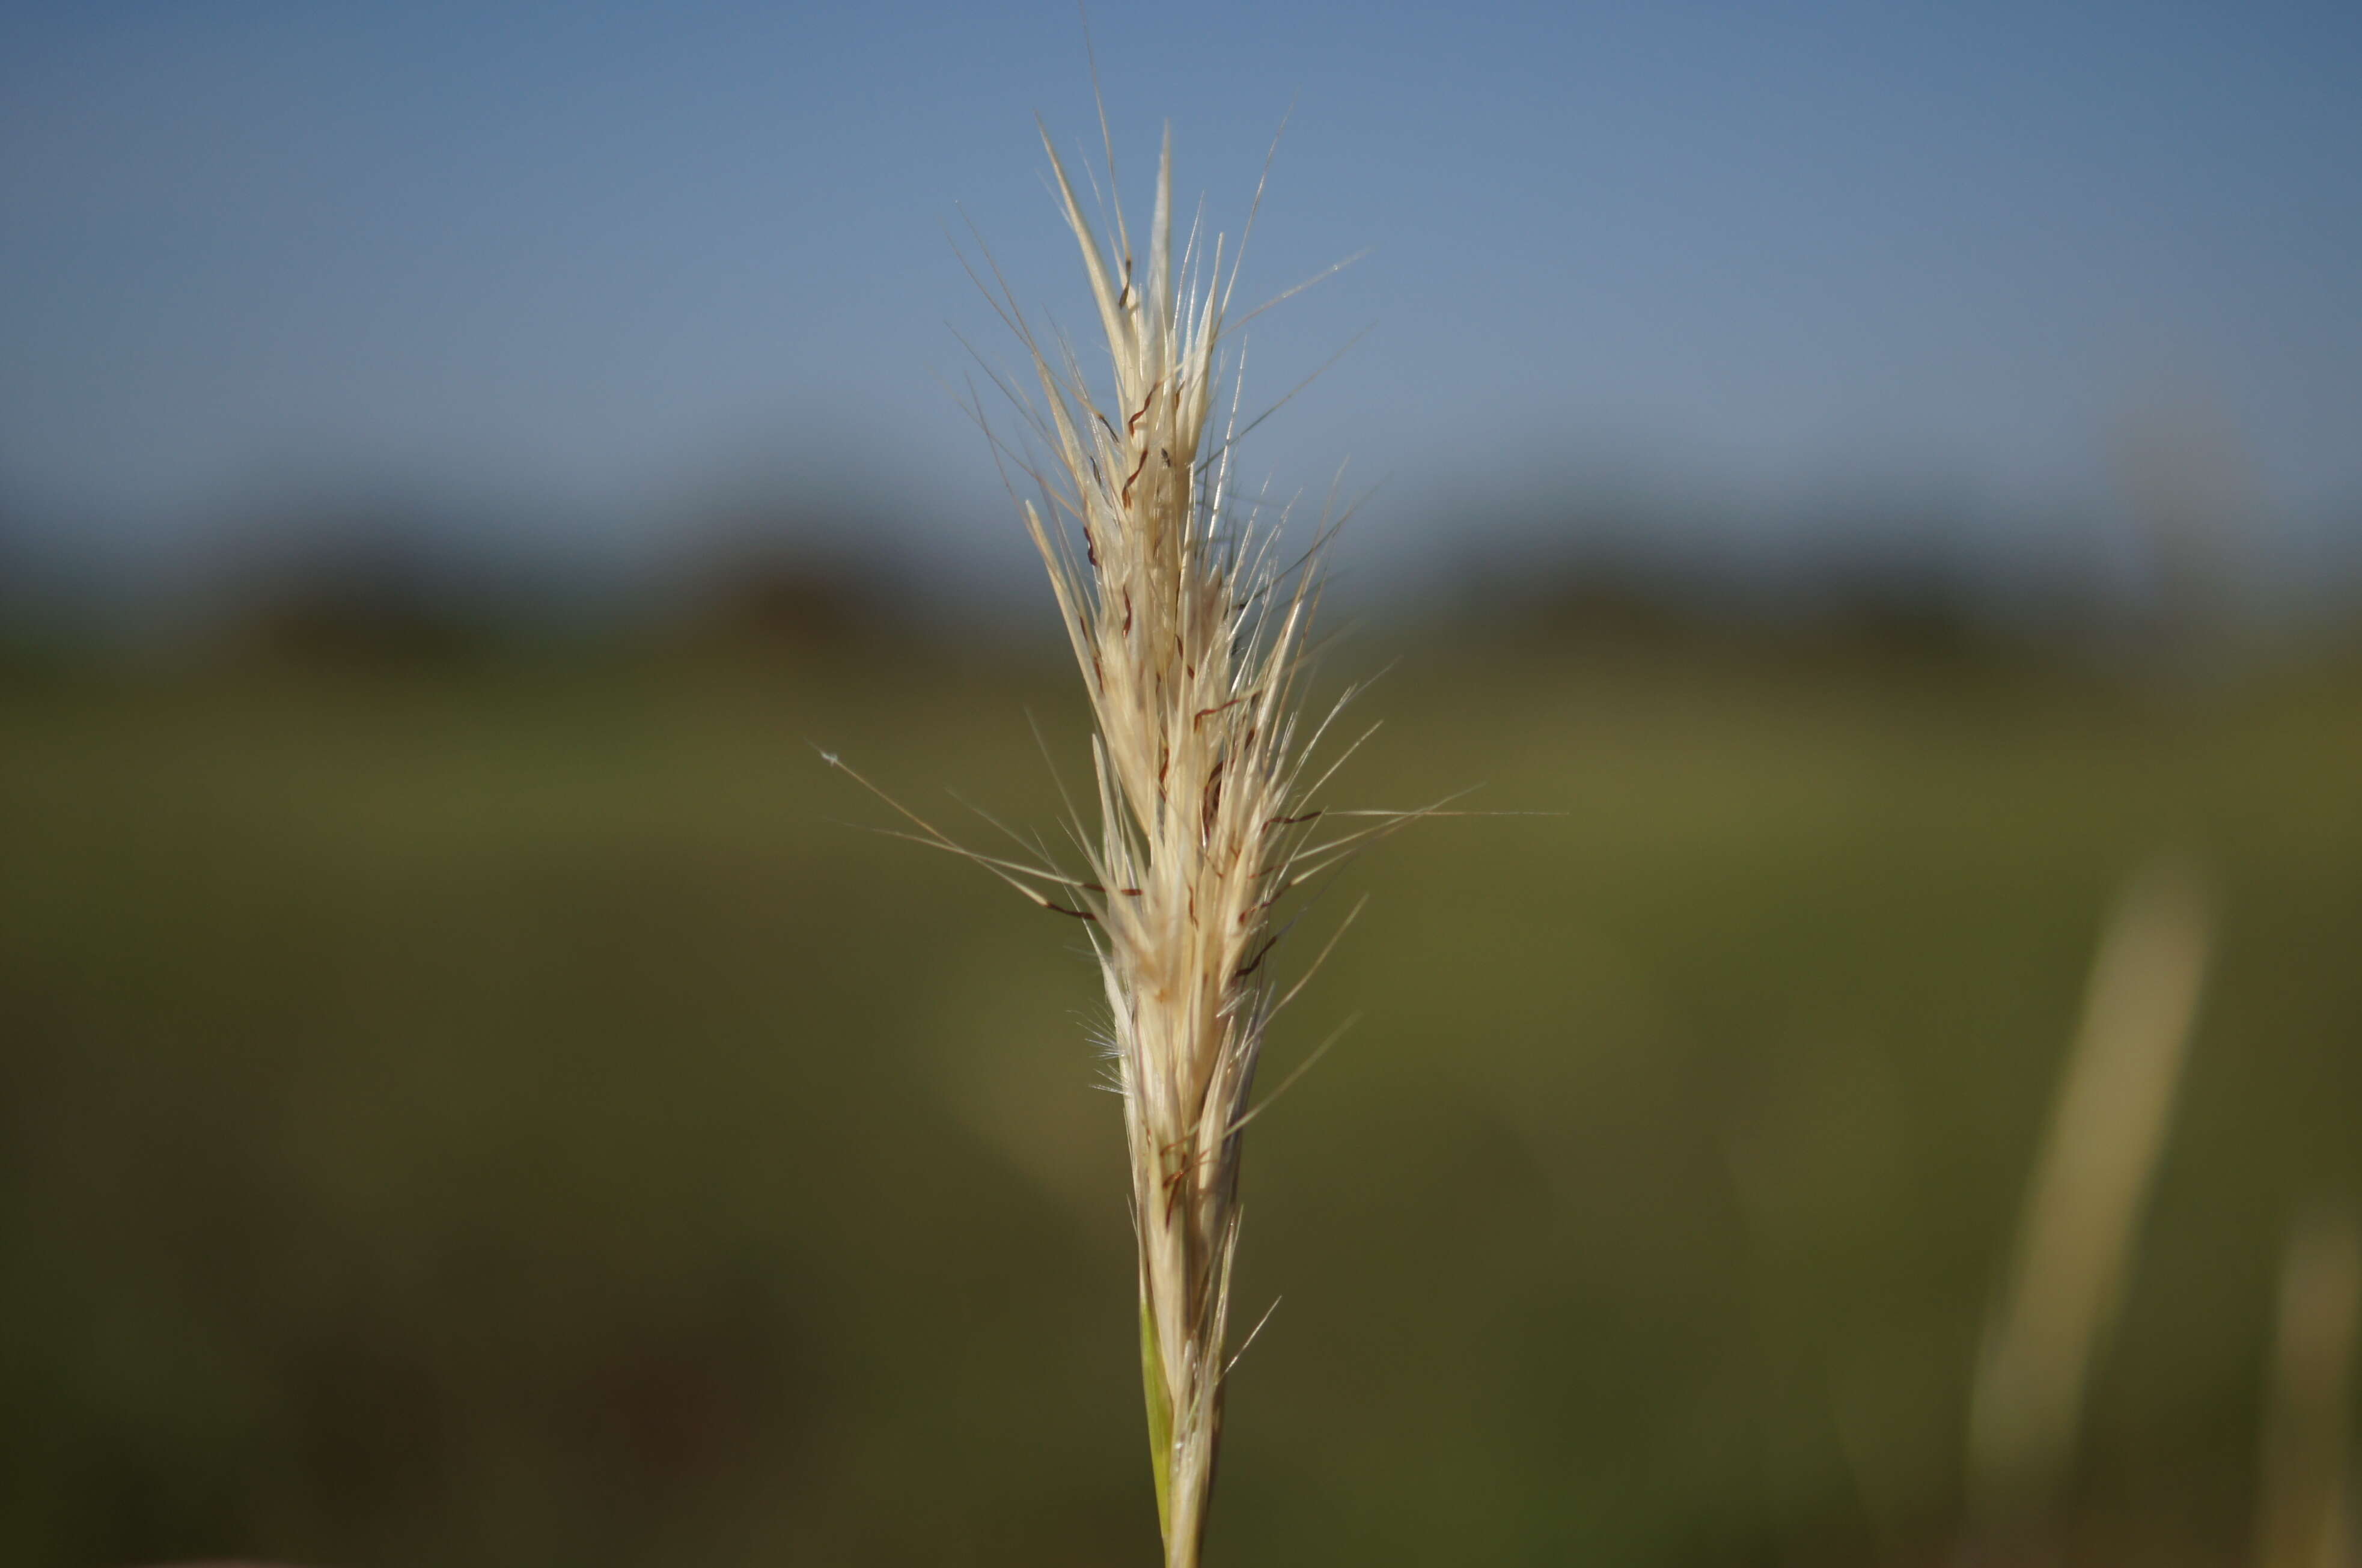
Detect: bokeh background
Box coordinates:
(4, 4, 2359, 1566)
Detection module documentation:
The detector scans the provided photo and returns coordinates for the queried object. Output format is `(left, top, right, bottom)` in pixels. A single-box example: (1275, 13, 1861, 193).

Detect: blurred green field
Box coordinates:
(2, 633, 2357, 1567)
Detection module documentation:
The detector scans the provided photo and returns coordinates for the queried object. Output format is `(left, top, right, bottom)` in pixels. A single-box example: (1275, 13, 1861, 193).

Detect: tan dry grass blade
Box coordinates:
(2254, 1210, 2361, 1568)
(1967, 855, 2212, 1527)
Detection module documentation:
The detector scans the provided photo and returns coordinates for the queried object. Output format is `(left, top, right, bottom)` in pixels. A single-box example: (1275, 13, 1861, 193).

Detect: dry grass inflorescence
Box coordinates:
(831, 114, 1406, 1566)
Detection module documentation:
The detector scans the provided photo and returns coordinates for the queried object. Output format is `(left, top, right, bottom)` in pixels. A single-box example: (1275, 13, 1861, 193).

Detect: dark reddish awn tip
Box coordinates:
(1192, 691, 1252, 728)
(1234, 933, 1278, 982)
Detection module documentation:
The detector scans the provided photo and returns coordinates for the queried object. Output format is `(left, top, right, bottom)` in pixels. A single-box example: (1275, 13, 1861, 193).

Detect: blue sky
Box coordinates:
(4, 1, 2358, 597)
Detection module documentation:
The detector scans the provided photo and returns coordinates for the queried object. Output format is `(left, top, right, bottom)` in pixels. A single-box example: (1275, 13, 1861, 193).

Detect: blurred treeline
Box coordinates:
(2, 481, 2359, 1568)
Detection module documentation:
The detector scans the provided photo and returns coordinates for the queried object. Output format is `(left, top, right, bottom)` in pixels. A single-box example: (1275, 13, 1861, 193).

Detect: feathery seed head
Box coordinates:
(834, 112, 1399, 1565)
(829, 114, 1382, 1567)
(996, 125, 1341, 1568)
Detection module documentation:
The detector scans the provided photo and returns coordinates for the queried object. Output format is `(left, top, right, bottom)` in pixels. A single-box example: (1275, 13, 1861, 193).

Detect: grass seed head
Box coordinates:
(984, 123, 1349, 1567)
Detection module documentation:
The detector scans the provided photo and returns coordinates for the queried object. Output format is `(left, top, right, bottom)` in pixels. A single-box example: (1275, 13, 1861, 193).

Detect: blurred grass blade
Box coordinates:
(1968, 855, 2212, 1528)
(2254, 1210, 2361, 1568)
